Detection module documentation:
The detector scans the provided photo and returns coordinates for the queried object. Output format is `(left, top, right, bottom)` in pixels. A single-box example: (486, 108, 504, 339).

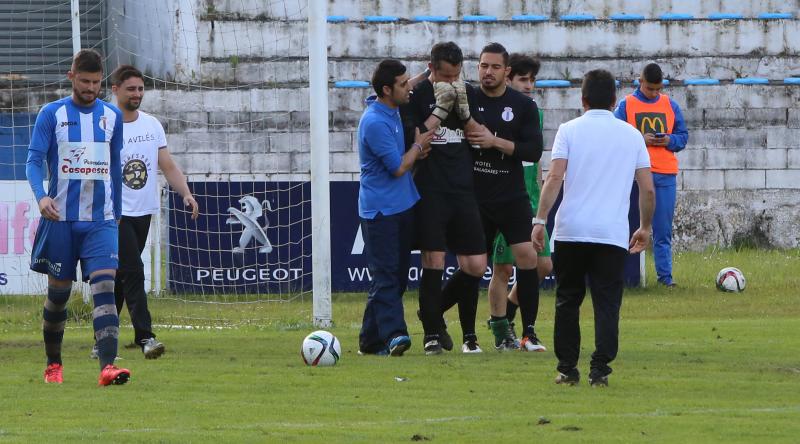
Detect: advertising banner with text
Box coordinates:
(0, 181, 45, 294)
(169, 181, 641, 294)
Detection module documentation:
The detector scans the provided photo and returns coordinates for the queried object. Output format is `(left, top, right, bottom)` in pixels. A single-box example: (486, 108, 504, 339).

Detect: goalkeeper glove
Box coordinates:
(432, 81, 456, 121)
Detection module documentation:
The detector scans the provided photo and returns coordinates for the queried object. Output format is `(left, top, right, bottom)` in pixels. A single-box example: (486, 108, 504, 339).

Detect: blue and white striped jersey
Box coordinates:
(28, 97, 123, 221)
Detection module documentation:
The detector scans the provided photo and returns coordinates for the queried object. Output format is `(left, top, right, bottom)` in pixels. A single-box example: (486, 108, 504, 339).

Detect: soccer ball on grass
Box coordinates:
(301, 330, 341, 366)
(716, 267, 745, 292)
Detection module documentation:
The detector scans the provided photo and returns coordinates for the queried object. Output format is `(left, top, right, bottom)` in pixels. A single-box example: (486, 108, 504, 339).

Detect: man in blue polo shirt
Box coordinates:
(358, 59, 434, 356)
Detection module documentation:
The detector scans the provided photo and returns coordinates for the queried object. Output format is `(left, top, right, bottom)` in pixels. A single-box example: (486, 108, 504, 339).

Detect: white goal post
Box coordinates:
(308, 0, 333, 327)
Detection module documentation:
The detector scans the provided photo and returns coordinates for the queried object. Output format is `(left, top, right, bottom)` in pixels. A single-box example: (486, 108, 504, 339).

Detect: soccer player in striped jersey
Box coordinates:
(105, 64, 198, 359)
(27, 49, 130, 386)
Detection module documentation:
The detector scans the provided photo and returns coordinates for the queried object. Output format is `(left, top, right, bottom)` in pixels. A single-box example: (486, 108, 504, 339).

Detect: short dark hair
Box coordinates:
(582, 69, 617, 110)
(371, 59, 406, 97)
(642, 63, 663, 84)
(507, 53, 541, 79)
(72, 49, 103, 73)
(479, 42, 509, 66)
(430, 42, 463, 70)
(111, 64, 144, 86)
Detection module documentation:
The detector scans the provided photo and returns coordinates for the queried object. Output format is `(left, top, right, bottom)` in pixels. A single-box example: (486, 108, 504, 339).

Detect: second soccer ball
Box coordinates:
(716, 267, 746, 292)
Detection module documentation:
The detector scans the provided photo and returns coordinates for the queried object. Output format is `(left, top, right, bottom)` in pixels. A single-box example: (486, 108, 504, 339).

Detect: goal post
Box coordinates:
(308, 0, 333, 327)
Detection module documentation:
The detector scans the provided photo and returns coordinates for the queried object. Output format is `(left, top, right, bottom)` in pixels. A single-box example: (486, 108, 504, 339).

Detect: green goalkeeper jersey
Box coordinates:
(524, 108, 544, 212)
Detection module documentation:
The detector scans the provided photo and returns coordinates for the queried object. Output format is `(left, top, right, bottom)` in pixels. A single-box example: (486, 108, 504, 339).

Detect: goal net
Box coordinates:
(0, 0, 331, 327)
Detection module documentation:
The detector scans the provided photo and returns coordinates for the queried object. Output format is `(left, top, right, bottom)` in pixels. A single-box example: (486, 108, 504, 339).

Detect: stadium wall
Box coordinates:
(5, 1, 800, 250)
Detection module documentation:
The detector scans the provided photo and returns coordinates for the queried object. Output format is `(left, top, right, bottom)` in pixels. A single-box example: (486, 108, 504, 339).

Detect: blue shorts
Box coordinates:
(31, 219, 119, 281)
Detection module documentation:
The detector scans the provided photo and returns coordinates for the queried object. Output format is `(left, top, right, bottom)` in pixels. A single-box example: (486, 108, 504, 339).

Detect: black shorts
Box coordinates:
(415, 191, 486, 255)
(479, 197, 533, 256)
(118, 214, 152, 273)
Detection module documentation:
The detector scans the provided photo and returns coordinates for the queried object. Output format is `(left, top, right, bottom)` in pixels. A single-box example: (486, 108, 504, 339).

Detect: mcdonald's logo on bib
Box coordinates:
(625, 94, 678, 174)
(635, 113, 667, 135)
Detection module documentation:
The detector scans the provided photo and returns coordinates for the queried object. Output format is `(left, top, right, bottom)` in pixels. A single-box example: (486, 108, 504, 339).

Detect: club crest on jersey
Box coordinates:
(98, 115, 114, 139)
(501, 107, 514, 122)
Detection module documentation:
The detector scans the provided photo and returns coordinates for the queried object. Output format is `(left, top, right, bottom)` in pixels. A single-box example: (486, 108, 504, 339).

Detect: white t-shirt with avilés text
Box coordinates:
(120, 111, 167, 216)
(550, 109, 651, 250)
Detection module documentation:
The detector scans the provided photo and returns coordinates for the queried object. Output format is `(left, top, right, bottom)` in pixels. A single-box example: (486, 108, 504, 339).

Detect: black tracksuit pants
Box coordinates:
(115, 214, 155, 346)
(553, 241, 627, 378)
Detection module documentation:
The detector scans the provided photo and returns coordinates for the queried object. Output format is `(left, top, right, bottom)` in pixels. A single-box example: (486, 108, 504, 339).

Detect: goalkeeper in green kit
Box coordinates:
(487, 54, 553, 350)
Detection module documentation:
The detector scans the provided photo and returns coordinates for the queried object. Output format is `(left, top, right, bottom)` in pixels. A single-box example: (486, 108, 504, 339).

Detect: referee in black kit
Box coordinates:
(471, 42, 546, 352)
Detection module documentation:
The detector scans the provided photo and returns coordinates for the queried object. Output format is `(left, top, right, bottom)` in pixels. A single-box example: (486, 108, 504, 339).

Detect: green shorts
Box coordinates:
(492, 227, 550, 264)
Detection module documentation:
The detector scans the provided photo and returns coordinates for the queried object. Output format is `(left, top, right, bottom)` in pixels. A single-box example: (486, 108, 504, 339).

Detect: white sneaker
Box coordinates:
(520, 335, 547, 352)
(461, 339, 483, 354)
(142, 338, 165, 359)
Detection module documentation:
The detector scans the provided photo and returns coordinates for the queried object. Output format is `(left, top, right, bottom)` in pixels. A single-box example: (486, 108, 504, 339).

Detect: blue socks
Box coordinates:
(43, 286, 71, 365)
(91, 274, 119, 368)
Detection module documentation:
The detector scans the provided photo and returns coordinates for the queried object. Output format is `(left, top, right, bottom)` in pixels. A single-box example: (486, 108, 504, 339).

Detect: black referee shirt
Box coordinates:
(472, 86, 543, 203)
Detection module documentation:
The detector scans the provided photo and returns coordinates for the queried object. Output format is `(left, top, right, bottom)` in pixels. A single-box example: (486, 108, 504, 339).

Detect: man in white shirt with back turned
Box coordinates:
(90, 64, 199, 360)
(532, 69, 655, 387)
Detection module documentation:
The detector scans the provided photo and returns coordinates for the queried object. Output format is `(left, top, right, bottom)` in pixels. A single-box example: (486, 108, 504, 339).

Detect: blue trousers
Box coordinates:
(653, 173, 677, 284)
(359, 208, 414, 353)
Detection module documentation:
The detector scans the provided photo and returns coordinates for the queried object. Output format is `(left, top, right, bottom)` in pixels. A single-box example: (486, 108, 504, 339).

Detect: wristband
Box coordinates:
(531, 217, 547, 226)
(431, 105, 449, 121)
(412, 143, 423, 153)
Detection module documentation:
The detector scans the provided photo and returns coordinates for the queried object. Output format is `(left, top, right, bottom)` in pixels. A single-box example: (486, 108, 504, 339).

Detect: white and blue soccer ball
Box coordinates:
(716, 267, 746, 292)
(301, 330, 341, 367)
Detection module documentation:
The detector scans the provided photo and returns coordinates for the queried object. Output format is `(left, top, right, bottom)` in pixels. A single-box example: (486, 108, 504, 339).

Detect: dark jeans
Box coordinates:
(358, 208, 414, 353)
(553, 241, 627, 378)
(115, 214, 155, 346)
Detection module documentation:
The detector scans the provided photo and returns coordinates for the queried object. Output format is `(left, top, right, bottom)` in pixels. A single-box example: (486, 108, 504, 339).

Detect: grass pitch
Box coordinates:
(1, 248, 799, 443)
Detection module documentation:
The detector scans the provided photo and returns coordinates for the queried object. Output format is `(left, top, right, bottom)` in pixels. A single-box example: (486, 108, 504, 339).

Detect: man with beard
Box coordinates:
(27, 49, 130, 385)
(88, 64, 198, 360)
(460, 43, 545, 351)
(357, 59, 433, 356)
(486, 53, 552, 350)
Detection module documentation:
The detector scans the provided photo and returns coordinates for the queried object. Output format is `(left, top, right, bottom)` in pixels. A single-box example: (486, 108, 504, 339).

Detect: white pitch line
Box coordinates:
(48, 405, 800, 435)
(151, 324, 234, 330)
